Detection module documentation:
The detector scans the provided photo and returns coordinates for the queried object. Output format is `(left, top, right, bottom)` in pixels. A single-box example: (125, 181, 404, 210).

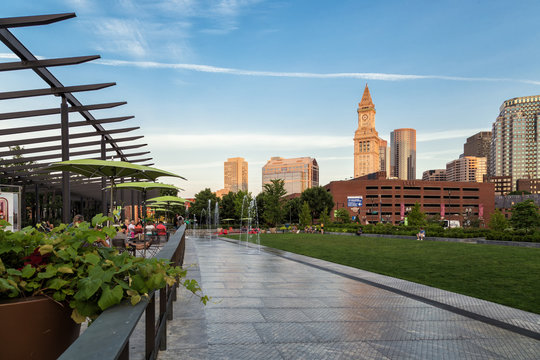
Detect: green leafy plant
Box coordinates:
(0, 215, 207, 324)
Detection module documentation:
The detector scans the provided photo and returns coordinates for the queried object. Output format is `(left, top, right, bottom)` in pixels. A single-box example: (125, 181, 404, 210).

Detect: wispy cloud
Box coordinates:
(145, 133, 350, 150)
(97, 59, 540, 84)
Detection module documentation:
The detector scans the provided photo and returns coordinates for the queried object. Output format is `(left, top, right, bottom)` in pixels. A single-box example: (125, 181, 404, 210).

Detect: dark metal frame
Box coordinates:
(0, 13, 153, 223)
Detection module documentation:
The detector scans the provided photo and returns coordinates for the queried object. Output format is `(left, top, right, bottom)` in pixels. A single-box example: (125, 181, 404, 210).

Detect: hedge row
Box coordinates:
(324, 223, 540, 242)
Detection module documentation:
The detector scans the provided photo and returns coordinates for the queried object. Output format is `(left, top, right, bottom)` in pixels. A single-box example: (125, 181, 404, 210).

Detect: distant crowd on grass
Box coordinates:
(186, 180, 540, 243)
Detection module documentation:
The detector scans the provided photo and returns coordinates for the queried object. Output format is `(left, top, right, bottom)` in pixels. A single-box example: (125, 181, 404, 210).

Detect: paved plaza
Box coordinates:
(157, 236, 540, 359)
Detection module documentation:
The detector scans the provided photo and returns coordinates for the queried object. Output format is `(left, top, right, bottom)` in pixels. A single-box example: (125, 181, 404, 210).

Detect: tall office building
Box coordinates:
(262, 157, 319, 195)
(354, 84, 381, 178)
(489, 95, 540, 190)
(379, 139, 390, 177)
(446, 156, 487, 182)
(390, 128, 416, 180)
(422, 169, 446, 181)
(464, 131, 491, 157)
(224, 157, 248, 193)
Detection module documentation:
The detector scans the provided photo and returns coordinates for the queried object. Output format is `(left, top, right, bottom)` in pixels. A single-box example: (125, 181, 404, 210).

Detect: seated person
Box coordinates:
(155, 221, 167, 236)
(417, 228, 426, 240)
(145, 221, 156, 236)
(356, 227, 363, 236)
(113, 225, 149, 250)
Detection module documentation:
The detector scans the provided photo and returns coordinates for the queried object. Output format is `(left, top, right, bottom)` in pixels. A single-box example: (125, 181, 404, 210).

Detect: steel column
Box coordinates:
(101, 135, 107, 215)
(61, 97, 70, 223)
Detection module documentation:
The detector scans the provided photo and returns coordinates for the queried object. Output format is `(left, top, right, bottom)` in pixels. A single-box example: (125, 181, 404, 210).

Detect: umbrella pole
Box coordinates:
(110, 177, 115, 224)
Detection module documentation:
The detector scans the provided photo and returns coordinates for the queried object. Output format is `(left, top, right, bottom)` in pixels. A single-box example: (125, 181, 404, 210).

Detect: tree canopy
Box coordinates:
(190, 188, 218, 225)
(408, 203, 427, 227)
(489, 209, 508, 232)
(261, 179, 287, 227)
(300, 187, 334, 220)
(299, 201, 312, 227)
(510, 199, 540, 231)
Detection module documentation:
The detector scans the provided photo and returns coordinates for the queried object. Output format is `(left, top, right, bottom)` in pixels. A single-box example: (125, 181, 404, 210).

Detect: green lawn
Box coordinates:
(227, 233, 540, 314)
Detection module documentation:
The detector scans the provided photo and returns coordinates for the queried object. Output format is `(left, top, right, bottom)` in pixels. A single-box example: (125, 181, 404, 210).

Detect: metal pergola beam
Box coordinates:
(0, 135, 144, 157)
(0, 143, 147, 166)
(0, 24, 129, 160)
(0, 127, 140, 147)
(0, 13, 76, 28)
(0, 83, 116, 100)
(0, 55, 100, 72)
(0, 116, 134, 136)
(0, 101, 127, 120)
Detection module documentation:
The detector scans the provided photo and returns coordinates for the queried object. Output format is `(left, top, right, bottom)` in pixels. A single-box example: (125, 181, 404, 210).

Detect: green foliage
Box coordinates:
(489, 209, 508, 232)
(0, 215, 207, 324)
(510, 200, 540, 232)
(320, 207, 330, 226)
(335, 208, 350, 223)
(299, 201, 312, 227)
(508, 190, 531, 195)
(407, 203, 427, 227)
(261, 179, 287, 227)
(219, 191, 237, 221)
(234, 190, 252, 220)
(190, 188, 218, 224)
(300, 187, 334, 220)
(283, 197, 302, 224)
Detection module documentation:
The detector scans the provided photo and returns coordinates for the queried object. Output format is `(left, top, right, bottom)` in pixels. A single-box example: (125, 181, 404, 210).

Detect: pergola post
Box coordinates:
(61, 96, 70, 223)
(34, 183, 40, 224)
(101, 135, 107, 215)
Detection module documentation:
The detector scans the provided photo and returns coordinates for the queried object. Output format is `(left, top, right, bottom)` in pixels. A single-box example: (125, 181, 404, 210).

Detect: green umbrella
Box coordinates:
(106, 182, 179, 219)
(48, 159, 185, 219)
(146, 195, 186, 204)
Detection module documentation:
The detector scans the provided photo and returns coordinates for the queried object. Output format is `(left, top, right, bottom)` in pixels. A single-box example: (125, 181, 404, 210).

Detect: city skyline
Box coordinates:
(2, 1, 540, 197)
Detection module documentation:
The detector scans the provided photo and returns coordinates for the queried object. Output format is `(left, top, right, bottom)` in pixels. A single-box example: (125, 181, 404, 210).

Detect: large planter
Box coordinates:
(0, 296, 80, 360)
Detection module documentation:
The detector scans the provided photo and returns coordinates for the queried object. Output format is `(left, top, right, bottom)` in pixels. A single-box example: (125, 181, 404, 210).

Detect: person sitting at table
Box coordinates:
(155, 221, 167, 242)
(112, 225, 149, 251)
(145, 221, 156, 236)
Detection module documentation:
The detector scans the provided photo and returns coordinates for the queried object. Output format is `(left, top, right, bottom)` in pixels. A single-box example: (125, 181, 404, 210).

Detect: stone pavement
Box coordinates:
(157, 236, 540, 359)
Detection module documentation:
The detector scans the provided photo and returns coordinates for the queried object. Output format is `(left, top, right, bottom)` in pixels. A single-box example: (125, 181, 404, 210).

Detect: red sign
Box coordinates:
(440, 204, 445, 218)
(400, 203, 405, 220)
(479, 204, 483, 219)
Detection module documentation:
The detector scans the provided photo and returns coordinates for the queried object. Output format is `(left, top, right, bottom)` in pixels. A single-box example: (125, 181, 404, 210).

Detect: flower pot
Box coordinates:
(0, 296, 80, 360)
(269, 227, 277, 233)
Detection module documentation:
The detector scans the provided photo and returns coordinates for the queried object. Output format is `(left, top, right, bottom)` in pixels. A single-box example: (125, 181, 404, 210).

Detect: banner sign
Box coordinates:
(441, 203, 445, 218)
(479, 204, 483, 219)
(0, 192, 14, 231)
(400, 203, 405, 220)
(347, 196, 363, 207)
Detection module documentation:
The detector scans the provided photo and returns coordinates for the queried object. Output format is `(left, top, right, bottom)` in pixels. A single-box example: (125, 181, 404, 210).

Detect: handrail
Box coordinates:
(58, 224, 186, 360)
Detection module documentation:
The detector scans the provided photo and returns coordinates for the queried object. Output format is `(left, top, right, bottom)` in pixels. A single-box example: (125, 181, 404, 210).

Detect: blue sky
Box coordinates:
(1, 0, 539, 197)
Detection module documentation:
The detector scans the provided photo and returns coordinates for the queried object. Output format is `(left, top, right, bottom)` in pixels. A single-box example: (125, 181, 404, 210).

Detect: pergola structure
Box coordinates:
(0, 13, 155, 224)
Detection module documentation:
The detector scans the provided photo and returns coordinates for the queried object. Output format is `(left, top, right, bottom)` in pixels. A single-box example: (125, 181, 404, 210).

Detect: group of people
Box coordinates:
(68, 214, 170, 252)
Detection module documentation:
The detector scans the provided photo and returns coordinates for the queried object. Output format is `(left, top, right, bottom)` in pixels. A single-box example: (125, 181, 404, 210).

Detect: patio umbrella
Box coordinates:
(147, 195, 186, 223)
(105, 182, 179, 221)
(48, 159, 185, 219)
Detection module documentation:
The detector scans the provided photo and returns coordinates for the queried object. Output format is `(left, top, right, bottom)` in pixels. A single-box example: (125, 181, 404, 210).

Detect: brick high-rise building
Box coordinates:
(354, 84, 381, 178)
(489, 95, 540, 190)
(224, 157, 248, 193)
(390, 128, 416, 180)
(446, 156, 487, 183)
(379, 139, 390, 177)
(262, 157, 319, 195)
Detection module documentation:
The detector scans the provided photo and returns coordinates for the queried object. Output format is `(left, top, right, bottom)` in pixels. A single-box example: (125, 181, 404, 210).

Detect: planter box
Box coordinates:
(0, 296, 80, 360)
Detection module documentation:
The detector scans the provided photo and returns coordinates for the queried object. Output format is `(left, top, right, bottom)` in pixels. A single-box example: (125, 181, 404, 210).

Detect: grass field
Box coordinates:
(226, 233, 540, 314)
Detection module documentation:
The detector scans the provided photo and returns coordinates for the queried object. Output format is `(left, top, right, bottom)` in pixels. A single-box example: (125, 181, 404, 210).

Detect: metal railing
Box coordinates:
(58, 224, 187, 360)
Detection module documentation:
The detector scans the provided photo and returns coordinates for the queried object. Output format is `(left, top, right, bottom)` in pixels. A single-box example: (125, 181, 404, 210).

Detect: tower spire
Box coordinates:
(359, 83, 374, 109)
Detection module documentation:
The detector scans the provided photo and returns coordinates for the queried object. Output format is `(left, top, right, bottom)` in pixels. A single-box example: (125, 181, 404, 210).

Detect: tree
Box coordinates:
(283, 197, 302, 224)
(300, 187, 334, 220)
(299, 201, 312, 227)
(335, 208, 350, 223)
(407, 203, 427, 227)
(261, 179, 287, 227)
(234, 190, 252, 220)
(509, 200, 540, 231)
(320, 206, 330, 226)
(190, 188, 218, 225)
(489, 210, 508, 232)
(220, 191, 237, 221)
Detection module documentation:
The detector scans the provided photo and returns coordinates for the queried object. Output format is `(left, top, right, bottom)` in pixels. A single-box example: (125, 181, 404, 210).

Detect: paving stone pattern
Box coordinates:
(157, 237, 540, 359)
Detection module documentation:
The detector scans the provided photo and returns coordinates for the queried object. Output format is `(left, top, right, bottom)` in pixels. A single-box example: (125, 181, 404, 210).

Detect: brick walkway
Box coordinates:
(157, 236, 540, 359)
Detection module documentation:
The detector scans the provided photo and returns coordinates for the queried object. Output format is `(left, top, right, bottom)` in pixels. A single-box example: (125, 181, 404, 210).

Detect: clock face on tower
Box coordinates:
(361, 114, 369, 126)
(362, 114, 368, 120)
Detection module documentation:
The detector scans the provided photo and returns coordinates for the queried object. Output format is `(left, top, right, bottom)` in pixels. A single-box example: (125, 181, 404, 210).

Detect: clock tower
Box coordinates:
(354, 84, 381, 178)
